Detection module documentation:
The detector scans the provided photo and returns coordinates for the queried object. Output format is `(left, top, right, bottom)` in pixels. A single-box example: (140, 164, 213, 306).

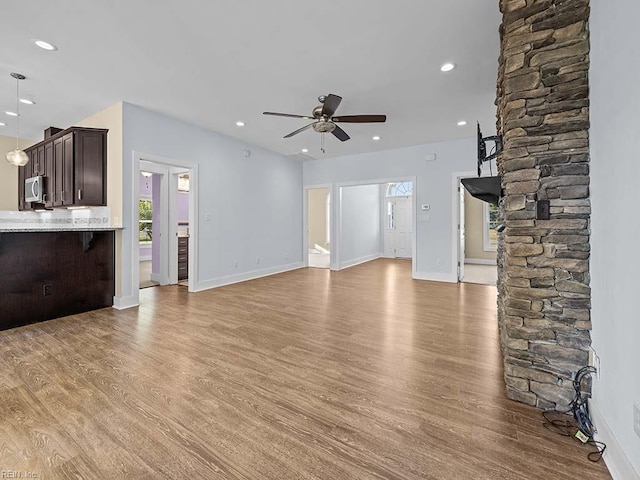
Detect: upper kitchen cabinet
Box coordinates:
(19, 127, 108, 210)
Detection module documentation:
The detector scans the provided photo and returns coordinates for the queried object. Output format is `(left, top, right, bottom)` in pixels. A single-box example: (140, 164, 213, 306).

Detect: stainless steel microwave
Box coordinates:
(25, 175, 44, 203)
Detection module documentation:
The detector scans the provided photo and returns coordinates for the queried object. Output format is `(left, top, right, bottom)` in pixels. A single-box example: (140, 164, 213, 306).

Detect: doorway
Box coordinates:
(307, 187, 331, 268)
(383, 182, 413, 259)
(135, 158, 196, 293)
(457, 178, 498, 286)
(138, 170, 160, 289)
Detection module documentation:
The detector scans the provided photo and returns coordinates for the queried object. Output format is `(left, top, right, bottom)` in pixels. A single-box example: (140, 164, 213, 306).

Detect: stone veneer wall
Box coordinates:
(496, 0, 591, 409)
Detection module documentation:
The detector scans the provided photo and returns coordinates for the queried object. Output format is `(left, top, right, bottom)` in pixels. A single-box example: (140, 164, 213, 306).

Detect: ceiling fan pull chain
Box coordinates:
(321, 132, 325, 154)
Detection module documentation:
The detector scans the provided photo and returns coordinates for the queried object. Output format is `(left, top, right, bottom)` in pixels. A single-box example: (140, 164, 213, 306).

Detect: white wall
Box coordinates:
(120, 103, 303, 305)
(590, 1, 640, 477)
(339, 184, 380, 268)
(304, 138, 476, 281)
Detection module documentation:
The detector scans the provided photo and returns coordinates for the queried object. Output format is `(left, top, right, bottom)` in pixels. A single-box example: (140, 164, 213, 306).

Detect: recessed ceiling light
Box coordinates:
(440, 62, 456, 72)
(0, 122, 5, 126)
(457, 120, 467, 126)
(5, 111, 18, 117)
(32, 39, 58, 51)
(372, 136, 381, 141)
(301, 148, 309, 153)
(19, 98, 35, 105)
(236, 121, 245, 127)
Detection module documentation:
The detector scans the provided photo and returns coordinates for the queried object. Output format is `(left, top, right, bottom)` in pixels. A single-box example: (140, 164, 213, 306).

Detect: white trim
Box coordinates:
(139, 254, 152, 262)
(590, 401, 640, 480)
(112, 295, 139, 310)
(150, 273, 161, 283)
(413, 270, 458, 283)
(193, 262, 304, 292)
(465, 258, 497, 265)
(338, 253, 381, 270)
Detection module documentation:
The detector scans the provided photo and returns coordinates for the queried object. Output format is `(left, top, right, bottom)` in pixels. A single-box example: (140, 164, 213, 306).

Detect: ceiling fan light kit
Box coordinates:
(263, 93, 387, 153)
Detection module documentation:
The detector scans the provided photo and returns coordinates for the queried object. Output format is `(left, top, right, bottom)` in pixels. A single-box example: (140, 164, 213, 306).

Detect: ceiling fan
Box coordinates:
(263, 94, 387, 143)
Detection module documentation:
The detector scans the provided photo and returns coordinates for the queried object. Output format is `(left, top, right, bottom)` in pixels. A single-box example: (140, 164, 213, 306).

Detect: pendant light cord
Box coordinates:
(15, 76, 20, 149)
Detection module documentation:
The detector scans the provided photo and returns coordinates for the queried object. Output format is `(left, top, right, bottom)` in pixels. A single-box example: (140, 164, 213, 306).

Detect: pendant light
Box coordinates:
(5, 73, 29, 167)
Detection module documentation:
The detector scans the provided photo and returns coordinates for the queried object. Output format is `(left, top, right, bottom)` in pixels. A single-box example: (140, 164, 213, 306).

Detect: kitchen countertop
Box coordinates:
(0, 226, 121, 232)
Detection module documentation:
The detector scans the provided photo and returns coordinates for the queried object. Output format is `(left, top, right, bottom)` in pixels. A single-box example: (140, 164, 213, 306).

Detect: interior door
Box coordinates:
(395, 196, 412, 258)
(458, 182, 465, 281)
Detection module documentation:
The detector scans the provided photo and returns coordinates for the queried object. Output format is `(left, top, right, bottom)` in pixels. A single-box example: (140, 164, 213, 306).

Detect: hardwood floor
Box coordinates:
(0, 259, 610, 479)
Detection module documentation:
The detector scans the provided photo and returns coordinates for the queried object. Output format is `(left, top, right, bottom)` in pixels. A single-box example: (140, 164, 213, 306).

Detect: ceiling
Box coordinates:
(0, 1, 501, 160)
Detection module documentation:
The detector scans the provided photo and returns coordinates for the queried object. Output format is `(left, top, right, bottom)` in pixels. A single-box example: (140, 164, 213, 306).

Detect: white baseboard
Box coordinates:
(113, 295, 139, 310)
(413, 270, 458, 283)
(194, 262, 304, 292)
(338, 253, 381, 270)
(465, 258, 497, 265)
(149, 273, 161, 282)
(590, 401, 640, 480)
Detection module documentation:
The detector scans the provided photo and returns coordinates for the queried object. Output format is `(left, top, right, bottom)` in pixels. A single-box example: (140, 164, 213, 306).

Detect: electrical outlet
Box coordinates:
(436, 258, 442, 266)
(43, 284, 52, 296)
(633, 404, 640, 439)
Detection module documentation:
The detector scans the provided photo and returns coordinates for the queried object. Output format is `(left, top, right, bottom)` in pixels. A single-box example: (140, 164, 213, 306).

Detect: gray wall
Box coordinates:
(304, 138, 476, 281)
(339, 184, 380, 267)
(590, 0, 640, 475)
(120, 103, 303, 302)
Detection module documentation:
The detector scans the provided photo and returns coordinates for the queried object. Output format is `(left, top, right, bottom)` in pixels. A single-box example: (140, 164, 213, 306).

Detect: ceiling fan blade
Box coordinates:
(284, 122, 316, 138)
(321, 94, 342, 117)
(263, 111, 314, 120)
(332, 114, 387, 123)
(331, 125, 350, 142)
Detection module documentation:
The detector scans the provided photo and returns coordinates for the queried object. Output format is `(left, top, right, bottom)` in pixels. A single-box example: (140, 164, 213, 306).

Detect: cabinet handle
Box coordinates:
(78, 189, 82, 200)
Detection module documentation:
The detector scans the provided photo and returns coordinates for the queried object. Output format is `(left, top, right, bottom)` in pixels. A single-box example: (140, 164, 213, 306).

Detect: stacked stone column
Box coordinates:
(496, 0, 591, 409)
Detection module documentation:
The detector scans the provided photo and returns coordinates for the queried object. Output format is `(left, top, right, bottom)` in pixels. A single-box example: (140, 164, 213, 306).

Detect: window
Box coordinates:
(483, 202, 499, 251)
(386, 182, 413, 197)
(139, 199, 153, 243)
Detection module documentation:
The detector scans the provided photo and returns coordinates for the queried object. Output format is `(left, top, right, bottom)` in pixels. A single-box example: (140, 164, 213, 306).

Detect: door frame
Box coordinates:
(132, 151, 198, 302)
(334, 176, 417, 276)
(303, 183, 333, 268)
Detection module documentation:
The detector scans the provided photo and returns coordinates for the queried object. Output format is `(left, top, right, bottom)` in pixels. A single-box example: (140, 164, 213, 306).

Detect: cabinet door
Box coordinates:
(35, 145, 46, 176)
(53, 137, 64, 207)
(44, 141, 55, 208)
(74, 130, 106, 206)
(62, 133, 74, 206)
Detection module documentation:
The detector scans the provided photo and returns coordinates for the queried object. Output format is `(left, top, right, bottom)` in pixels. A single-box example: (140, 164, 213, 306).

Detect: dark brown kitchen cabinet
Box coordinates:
(18, 127, 108, 210)
(178, 236, 189, 280)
